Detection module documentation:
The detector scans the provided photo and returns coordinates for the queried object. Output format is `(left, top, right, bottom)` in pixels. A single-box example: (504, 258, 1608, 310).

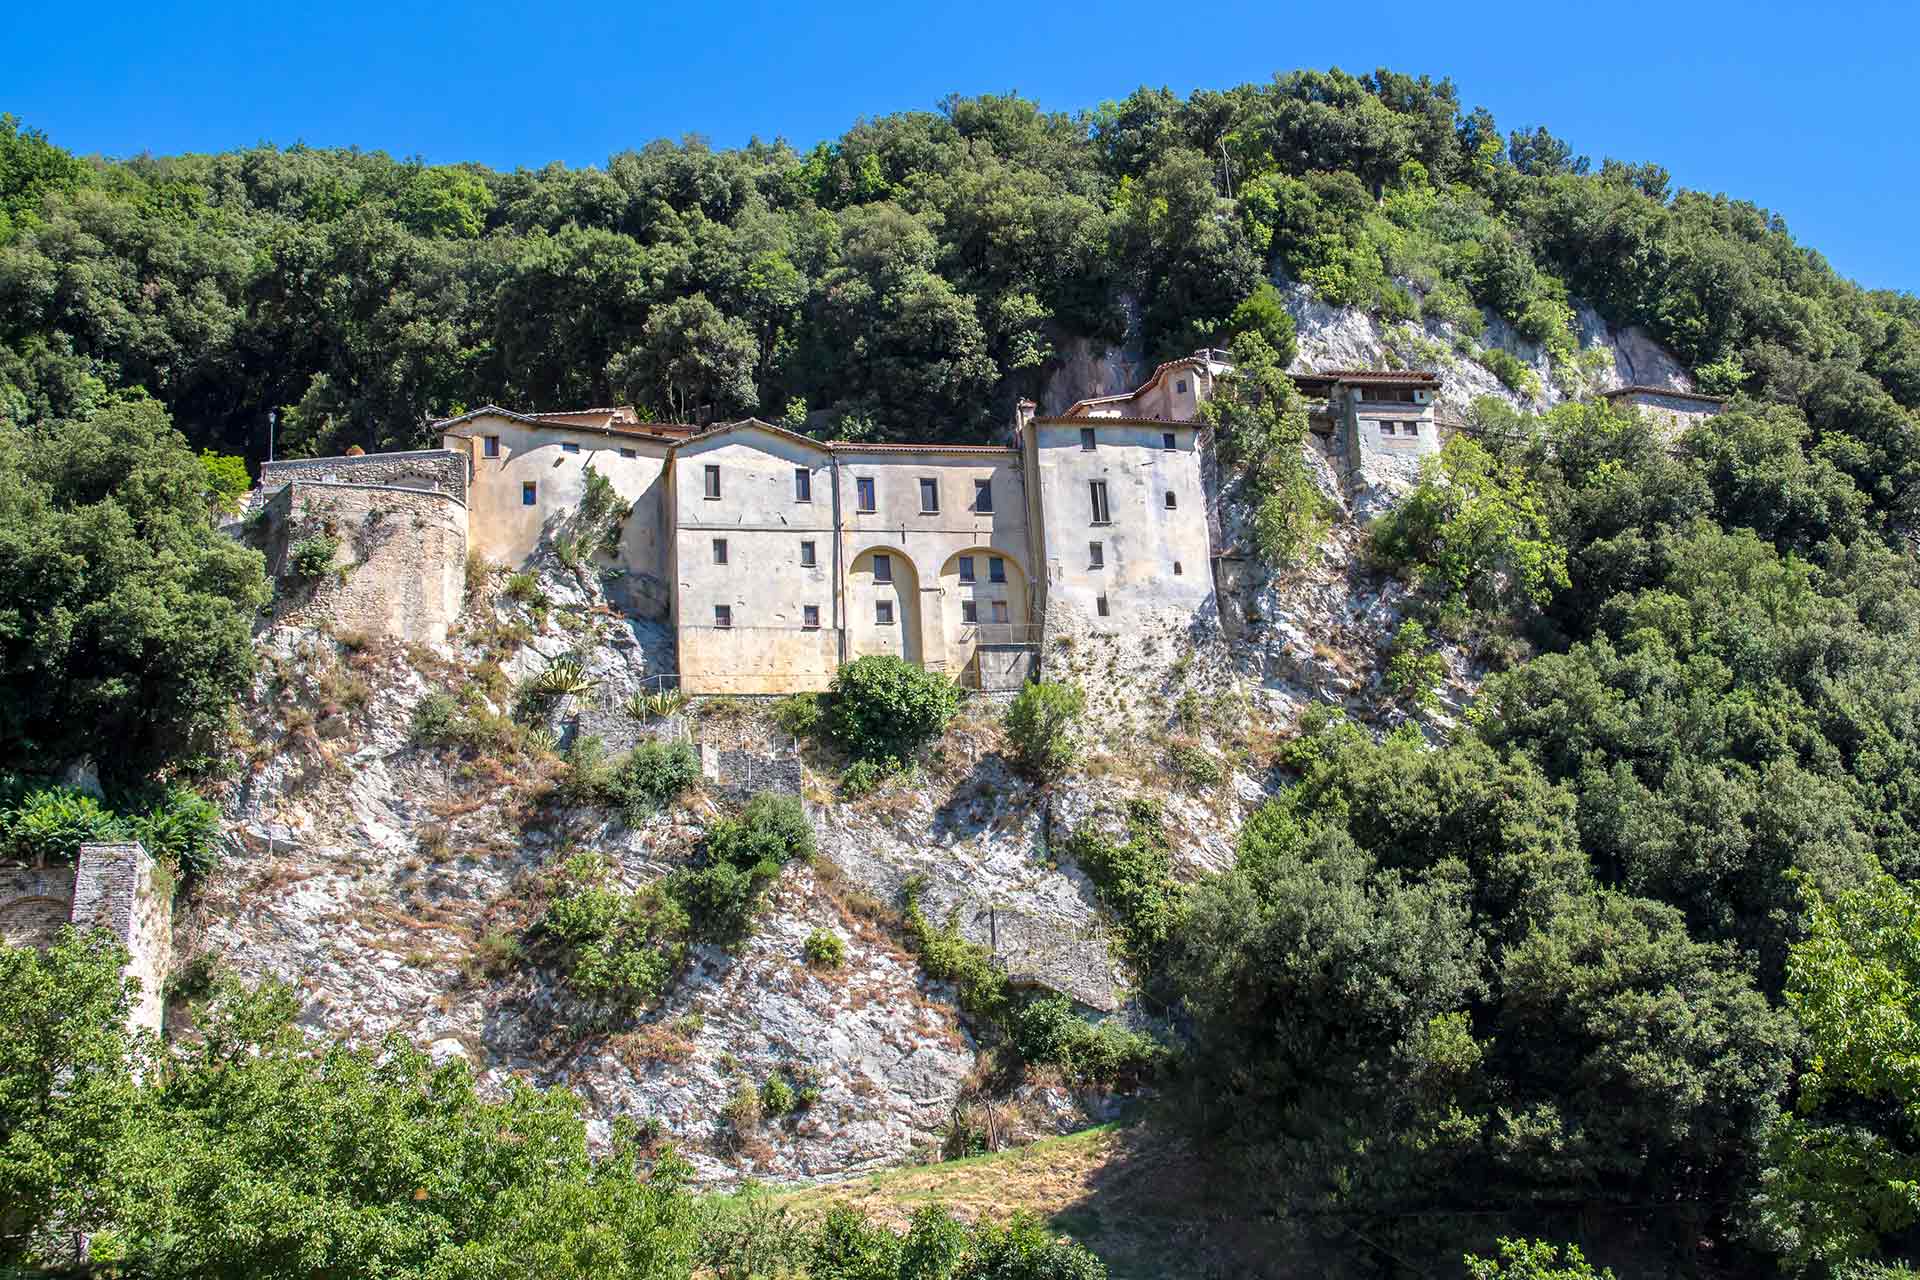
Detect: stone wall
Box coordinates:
(0, 844, 171, 1035)
(260, 449, 468, 506)
(264, 481, 470, 644)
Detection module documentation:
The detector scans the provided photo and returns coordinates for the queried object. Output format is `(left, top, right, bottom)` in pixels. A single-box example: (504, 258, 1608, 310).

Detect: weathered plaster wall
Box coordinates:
(265, 481, 469, 645)
(445, 416, 674, 618)
(1026, 421, 1214, 636)
(260, 449, 469, 504)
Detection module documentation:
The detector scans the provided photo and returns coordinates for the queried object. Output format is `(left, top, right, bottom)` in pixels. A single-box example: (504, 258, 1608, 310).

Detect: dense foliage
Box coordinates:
(2, 933, 1104, 1279)
(826, 654, 959, 764)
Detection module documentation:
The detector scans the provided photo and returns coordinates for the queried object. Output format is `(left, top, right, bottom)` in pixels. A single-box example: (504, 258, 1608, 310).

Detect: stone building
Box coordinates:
(1597, 384, 1728, 430)
(248, 354, 1447, 693)
(0, 842, 173, 1034)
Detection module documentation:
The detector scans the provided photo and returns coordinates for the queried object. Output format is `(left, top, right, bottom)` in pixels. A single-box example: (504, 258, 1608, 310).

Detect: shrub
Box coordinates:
(601, 740, 700, 823)
(1384, 619, 1445, 711)
(289, 534, 340, 579)
(125, 786, 222, 878)
(1061, 800, 1184, 966)
(826, 655, 958, 762)
(1167, 741, 1224, 789)
(538, 854, 690, 1018)
(530, 656, 594, 700)
(502, 570, 547, 606)
(772, 693, 824, 738)
(1477, 346, 1541, 397)
(760, 1073, 796, 1118)
(1003, 681, 1085, 780)
(721, 1081, 763, 1142)
(803, 928, 846, 969)
(199, 450, 251, 514)
(409, 692, 460, 745)
(839, 757, 898, 798)
(626, 689, 688, 721)
(2, 788, 127, 865)
(677, 794, 815, 942)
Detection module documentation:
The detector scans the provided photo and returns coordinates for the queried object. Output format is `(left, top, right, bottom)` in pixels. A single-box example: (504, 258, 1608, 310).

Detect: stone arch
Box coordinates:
(0, 896, 72, 950)
(936, 547, 1029, 640)
(847, 545, 923, 666)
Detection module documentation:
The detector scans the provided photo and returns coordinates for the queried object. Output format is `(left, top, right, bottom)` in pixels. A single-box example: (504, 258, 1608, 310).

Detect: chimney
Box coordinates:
(1013, 398, 1037, 445)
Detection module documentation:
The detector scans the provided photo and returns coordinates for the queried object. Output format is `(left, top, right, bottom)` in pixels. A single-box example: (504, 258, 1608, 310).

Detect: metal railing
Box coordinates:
(959, 622, 1042, 647)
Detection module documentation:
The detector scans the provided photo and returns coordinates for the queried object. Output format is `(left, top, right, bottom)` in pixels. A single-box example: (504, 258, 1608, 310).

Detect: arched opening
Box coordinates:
(0, 896, 72, 950)
(938, 548, 1033, 690)
(846, 546, 922, 666)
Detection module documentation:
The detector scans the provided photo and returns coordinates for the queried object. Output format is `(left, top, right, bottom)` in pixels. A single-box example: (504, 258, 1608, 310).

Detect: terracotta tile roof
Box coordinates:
(829, 441, 1016, 454)
(1317, 369, 1441, 384)
(432, 404, 696, 441)
(1599, 384, 1726, 406)
(1030, 416, 1199, 428)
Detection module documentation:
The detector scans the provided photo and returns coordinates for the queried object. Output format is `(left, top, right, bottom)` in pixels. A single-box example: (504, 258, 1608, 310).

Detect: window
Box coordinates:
(483, 435, 501, 458)
(875, 600, 894, 626)
(800, 540, 817, 567)
(1176, 379, 1189, 394)
(1089, 541, 1104, 569)
(856, 476, 876, 512)
(714, 604, 732, 628)
(1089, 480, 1110, 524)
(704, 464, 721, 499)
(873, 554, 892, 583)
(1096, 594, 1110, 618)
(962, 600, 978, 624)
(1380, 421, 1396, 436)
(521, 482, 537, 505)
(992, 600, 1009, 624)
(919, 478, 939, 513)
(712, 538, 728, 565)
(803, 605, 820, 629)
(1404, 422, 1419, 437)
(1173, 560, 1183, 575)
(974, 479, 993, 512)
(958, 556, 975, 583)
(1080, 427, 1097, 451)
(989, 557, 1006, 584)
(1164, 490, 1177, 509)
(795, 468, 811, 502)
(1162, 432, 1176, 451)
(562, 442, 580, 454)
(620, 448, 636, 459)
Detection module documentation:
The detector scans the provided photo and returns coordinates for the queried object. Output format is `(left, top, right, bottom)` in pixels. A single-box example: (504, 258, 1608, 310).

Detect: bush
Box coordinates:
(839, 757, 899, 798)
(409, 692, 460, 745)
(289, 534, 340, 579)
(538, 854, 690, 1018)
(1061, 800, 1184, 966)
(1384, 619, 1445, 711)
(804, 928, 846, 969)
(772, 693, 824, 738)
(600, 740, 700, 823)
(677, 794, 815, 942)
(760, 1073, 796, 1118)
(826, 655, 958, 762)
(1167, 741, 1224, 789)
(2, 787, 127, 864)
(1004, 681, 1085, 780)
(125, 785, 222, 878)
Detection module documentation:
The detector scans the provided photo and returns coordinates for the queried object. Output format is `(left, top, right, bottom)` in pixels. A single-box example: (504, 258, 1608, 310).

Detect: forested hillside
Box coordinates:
(7, 68, 1920, 1280)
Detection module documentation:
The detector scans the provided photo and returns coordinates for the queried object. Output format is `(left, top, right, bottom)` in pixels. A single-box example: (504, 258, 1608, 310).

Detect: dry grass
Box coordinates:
(771, 1123, 1291, 1279)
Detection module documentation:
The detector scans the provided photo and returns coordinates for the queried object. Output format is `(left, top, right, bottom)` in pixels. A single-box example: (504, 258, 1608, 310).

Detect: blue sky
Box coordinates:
(7, 0, 1917, 292)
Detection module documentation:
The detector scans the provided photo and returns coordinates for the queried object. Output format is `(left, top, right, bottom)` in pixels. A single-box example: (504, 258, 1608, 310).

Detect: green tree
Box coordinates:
(0, 396, 268, 777)
(1003, 680, 1085, 780)
(1199, 333, 1328, 565)
(826, 654, 958, 763)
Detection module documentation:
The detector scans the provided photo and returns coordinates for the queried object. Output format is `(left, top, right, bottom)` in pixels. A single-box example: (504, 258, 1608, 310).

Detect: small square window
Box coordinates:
(1096, 594, 1110, 618)
(1176, 379, 1189, 394)
(803, 605, 820, 629)
(1405, 422, 1419, 436)
(562, 441, 580, 454)
(1173, 560, 1183, 575)
(714, 605, 732, 629)
(620, 447, 636, 459)
(873, 554, 892, 583)
(1380, 421, 1396, 436)
(1080, 427, 1097, 451)
(856, 476, 876, 512)
(712, 538, 728, 565)
(962, 599, 978, 624)
(483, 435, 501, 458)
(919, 478, 939, 513)
(1164, 490, 1177, 509)
(989, 557, 1006, 584)
(521, 482, 537, 505)
(800, 541, 817, 568)
(1162, 432, 1176, 451)
(704, 464, 721, 498)
(795, 468, 811, 502)
(974, 479, 993, 513)
(958, 556, 975, 583)
(1089, 541, 1104, 569)
(992, 600, 1009, 624)
(876, 600, 894, 626)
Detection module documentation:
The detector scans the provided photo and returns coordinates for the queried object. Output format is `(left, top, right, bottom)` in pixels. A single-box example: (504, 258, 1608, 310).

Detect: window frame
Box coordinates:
(873, 553, 892, 584)
(988, 556, 1006, 584)
(712, 538, 729, 565)
(1095, 594, 1110, 618)
(856, 476, 876, 512)
(1164, 490, 1177, 509)
(991, 599, 1009, 624)
(1089, 541, 1104, 569)
(800, 540, 817, 568)
(1162, 432, 1176, 451)
(562, 441, 580, 454)
(483, 435, 501, 458)
(1089, 479, 1111, 525)
(918, 477, 940, 514)
(958, 555, 975, 584)
(973, 479, 993, 513)
(803, 604, 821, 630)
(795, 467, 812, 502)
(961, 599, 978, 624)
(620, 447, 636, 459)
(521, 481, 537, 506)
(1079, 427, 1097, 451)
(703, 464, 721, 499)
(714, 604, 732, 629)
(875, 600, 894, 626)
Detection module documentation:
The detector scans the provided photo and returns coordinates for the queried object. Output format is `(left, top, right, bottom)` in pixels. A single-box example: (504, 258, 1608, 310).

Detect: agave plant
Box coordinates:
(625, 688, 688, 721)
(522, 727, 561, 757)
(532, 657, 595, 700)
